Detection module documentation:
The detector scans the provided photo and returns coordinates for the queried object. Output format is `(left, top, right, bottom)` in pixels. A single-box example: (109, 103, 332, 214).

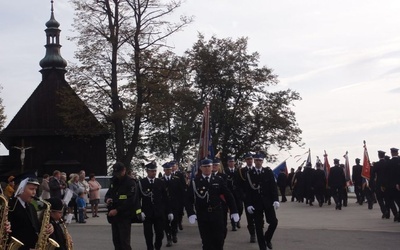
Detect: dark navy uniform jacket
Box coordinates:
(185, 174, 237, 216)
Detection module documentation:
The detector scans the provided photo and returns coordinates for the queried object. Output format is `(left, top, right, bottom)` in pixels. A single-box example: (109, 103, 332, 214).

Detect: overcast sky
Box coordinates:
(1, 0, 400, 169)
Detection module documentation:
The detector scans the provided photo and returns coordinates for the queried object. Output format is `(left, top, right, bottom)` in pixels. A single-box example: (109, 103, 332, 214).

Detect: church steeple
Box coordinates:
(39, 0, 67, 74)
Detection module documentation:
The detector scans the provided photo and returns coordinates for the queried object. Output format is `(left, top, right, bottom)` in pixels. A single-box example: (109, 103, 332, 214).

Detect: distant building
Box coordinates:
(0, 2, 109, 179)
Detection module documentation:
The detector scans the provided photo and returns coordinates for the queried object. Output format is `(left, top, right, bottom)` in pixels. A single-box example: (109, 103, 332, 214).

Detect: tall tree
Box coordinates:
(67, 0, 192, 168)
(150, 35, 303, 163)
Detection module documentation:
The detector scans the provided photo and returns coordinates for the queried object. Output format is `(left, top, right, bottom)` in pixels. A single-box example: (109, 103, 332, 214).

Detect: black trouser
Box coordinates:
(342, 187, 348, 206)
(354, 184, 364, 204)
(197, 209, 225, 250)
(325, 188, 332, 204)
(165, 211, 178, 241)
(111, 220, 132, 250)
(364, 187, 374, 209)
(143, 216, 165, 250)
(375, 188, 388, 216)
(385, 187, 399, 218)
(254, 205, 278, 250)
(331, 185, 343, 207)
(244, 203, 255, 236)
(279, 186, 287, 202)
(314, 186, 326, 205)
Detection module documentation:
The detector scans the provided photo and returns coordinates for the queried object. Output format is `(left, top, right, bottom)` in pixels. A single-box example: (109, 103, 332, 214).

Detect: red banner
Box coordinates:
(361, 141, 371, 180)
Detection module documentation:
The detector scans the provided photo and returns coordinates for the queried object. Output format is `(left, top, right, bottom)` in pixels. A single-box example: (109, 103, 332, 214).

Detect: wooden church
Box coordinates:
(0, 2, 109, 178)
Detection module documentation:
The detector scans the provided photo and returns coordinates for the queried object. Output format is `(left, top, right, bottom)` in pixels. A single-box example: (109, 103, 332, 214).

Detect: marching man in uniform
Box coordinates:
(245, 153, 279, 250)
(185, 158, 239, 250)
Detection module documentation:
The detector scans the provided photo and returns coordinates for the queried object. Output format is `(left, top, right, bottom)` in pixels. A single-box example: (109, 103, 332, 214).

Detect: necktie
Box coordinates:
(205, 176, 209, 182)
(150, 179, 154, 184)
(257, 170, 260, 175)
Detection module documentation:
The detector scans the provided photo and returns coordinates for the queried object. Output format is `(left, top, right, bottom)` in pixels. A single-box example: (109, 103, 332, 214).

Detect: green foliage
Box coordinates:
(147, 35, 303, 163)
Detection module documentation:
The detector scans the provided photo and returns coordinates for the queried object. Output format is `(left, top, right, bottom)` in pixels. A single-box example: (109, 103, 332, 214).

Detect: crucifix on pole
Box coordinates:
(13, 139, 33, 173)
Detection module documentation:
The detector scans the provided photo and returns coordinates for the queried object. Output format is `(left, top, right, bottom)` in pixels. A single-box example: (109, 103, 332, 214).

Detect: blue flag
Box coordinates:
(272, 161, 288, 180)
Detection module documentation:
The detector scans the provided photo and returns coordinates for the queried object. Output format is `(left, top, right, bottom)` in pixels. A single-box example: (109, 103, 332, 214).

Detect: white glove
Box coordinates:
(168, 213, 174, 222)
(140, 212, 146, 221)
(231, 213, 240, 222)
(273, 201, 280, 210)
(188, 214, 197, 224)
(247, 206, 255, 214)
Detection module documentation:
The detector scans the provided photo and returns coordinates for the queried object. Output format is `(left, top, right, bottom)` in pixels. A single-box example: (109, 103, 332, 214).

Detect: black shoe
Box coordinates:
(328, 200, 331, 205)
(266, 241, 273, 249)
(178, 223, 183, 230)
(309, 202, 313, 206)
(232, 225, 237, 231)
(236, 221, 241, 228)
(319, 202, 323, 207)
(250, 235, 256, 243)
(166, 240, 172, 247)
(172, 235, 177, 243)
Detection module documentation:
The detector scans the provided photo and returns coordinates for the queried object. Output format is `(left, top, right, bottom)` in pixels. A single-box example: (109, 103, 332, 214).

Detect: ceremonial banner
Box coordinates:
(361, 141, 371, 180)
(194, 102, 214, 178)
(306, 148, 312, 167)
(272, 161, 288, 180)
(323, 150, 331, 180)
(343, 151, 352, 186)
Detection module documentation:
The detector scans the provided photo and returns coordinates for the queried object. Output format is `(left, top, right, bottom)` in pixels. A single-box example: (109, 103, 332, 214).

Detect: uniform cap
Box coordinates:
(145, 162, 157, 170)
(378, 150, 386, 157)
(253, 153, 264, 160)
(201, 158, 212, 166)
(227, 156, 235, 162)
(162, 162, 172, 169)
(27, 178, 40, 186)
(112, 162, 125, 174)
(213, 158, 221, 164)
(390, 148, 399, 153)
(333, 158, 340, 163)
(244, 153, 253, 159)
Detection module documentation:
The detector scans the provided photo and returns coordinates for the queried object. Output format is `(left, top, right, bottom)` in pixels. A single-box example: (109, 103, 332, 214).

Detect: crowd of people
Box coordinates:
(105, 152, 279, 250)
(2, 147, 399, 250)
(277, 147, 400, 222)
(1, 169, 101, 249)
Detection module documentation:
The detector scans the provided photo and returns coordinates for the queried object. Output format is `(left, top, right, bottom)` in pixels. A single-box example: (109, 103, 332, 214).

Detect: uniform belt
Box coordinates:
(207, 205, 221, 212)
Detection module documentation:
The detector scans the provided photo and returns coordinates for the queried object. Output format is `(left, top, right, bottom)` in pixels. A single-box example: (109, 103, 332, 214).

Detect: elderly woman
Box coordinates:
(88, 174, 102, 217)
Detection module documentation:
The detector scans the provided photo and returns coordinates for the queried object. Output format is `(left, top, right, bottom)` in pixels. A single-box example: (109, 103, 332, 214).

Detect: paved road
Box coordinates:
(68, 197, 400, 249)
